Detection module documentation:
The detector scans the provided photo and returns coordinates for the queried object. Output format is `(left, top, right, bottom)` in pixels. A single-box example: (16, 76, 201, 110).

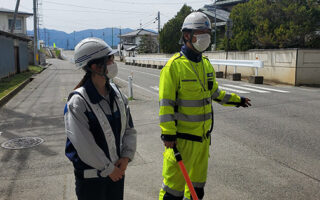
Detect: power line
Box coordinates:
(43, 1, 149, 14)
(140, 18, 157, 27)
(42, 8, 149, 15)
(101, 0, 211, 5)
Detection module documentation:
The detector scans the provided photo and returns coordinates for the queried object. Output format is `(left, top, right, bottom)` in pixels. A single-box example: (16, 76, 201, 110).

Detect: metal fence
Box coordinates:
(0, 35, 15, 79)
(0, 32, 30, 79)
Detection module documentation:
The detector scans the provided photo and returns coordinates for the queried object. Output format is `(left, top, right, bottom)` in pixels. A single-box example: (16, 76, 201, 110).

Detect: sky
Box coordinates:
(1, 0, 214, 33)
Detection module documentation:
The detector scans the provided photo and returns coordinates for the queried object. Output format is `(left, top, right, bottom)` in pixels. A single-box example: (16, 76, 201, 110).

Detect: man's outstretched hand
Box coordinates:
(237, 97, 251, 107)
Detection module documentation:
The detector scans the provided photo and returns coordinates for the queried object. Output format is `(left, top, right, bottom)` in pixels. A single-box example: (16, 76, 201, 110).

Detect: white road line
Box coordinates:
(223, 84, 270, 93)
(219, 86, 250, 94)
(115, 77, 158, 96)
(118, 66, 160, 78)
(150, 86, 159, 91)
(243, 84, 290, 93)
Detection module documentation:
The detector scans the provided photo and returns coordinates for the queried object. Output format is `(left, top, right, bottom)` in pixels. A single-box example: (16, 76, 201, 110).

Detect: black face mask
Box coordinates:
(181, 45, 202, 63)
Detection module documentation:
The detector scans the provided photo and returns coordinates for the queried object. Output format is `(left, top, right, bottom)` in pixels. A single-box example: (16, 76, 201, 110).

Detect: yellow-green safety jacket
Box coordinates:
(159, 52, 243, 142)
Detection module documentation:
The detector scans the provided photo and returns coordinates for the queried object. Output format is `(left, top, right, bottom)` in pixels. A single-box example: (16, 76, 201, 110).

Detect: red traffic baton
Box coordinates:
(173, 145, 199, 200)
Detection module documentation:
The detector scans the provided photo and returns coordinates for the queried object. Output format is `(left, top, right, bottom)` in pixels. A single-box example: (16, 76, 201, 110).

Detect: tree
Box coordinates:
(137, 35, 158, 53)
(228, 0, 256, 51)
(225, 0, 320, 50)
(159, 4, 193, 53)
(271, 0, 320, 48)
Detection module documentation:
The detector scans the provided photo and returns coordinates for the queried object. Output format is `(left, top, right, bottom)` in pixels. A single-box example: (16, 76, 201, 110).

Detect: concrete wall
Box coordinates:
(0, 35, 15, 79)
(0, 15, 7, 31)
(128, 53, 172, 67)
(126, 49, 320, 85)
(296, 49, 320, 86)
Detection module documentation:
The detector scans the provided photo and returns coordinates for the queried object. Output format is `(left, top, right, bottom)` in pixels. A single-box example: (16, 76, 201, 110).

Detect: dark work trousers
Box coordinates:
(75, 175, 125, 200)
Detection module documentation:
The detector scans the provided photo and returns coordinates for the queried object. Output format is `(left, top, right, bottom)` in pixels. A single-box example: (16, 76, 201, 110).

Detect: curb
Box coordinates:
(0, 77, 33, 108)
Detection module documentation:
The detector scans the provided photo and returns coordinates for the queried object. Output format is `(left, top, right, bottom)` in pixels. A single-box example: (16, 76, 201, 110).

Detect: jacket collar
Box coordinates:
(83, 79, 116, 104)
(181, 45, 202, 63)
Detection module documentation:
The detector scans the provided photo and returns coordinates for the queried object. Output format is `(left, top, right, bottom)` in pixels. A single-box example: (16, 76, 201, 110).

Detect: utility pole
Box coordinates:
(214, 0, 217, 51)
(47, 32, 50, 47)
(44, 28, 46, 47)
(112, 27, 114, 48)
(157, 11, 160, 53)
(10, 0, 20, 33)
(103, 32, 105, 41)
(33, 0, 38, 65)
(73, 31, 75, 49)
(225, 19, 232, 78)
(119, 27, 122, 57)
(37, 0, 40, 47)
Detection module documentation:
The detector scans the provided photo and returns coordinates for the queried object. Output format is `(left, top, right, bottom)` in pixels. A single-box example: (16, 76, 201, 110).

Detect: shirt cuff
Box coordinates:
(161, 134, 177, 141)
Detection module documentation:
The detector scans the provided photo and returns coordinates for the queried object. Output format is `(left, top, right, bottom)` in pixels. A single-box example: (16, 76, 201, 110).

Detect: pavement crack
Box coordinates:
(271, 158, 320, 183)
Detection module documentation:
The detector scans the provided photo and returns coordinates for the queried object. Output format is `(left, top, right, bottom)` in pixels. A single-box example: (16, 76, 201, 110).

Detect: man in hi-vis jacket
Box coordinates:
(158, 12, 251, 200)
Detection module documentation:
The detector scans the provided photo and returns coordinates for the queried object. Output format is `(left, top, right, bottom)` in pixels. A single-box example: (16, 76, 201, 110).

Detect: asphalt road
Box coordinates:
(0, 55, 319, 200)
(116, 61, 320, 199)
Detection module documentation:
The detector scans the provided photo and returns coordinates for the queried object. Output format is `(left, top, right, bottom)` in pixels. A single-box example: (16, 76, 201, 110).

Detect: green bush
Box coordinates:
(159, 4, 193, 53)
(55, 49, 61, 58)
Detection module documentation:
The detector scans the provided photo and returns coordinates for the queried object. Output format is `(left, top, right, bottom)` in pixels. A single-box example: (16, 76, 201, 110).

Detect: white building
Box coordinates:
(0, 8, 33, 36)
(119, 28, 158, 56)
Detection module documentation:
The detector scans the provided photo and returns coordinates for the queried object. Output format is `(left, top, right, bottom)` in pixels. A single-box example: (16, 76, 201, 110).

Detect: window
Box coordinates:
(8, 19, 22, 30)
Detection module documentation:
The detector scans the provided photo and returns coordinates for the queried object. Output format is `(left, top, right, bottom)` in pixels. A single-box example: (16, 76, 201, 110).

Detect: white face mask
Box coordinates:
(192, 33, 211, 52)
(106, 62, 118, 79)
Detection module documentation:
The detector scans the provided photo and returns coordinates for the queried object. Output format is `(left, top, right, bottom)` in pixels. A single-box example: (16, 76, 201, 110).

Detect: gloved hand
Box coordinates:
(237, 97, 252, 107)
(163, 141, 176, 148)
(161, 135, 177, 148)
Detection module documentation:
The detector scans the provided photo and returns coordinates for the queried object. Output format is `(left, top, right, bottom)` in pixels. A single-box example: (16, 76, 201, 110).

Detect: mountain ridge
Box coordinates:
(27, 27, 134, 49)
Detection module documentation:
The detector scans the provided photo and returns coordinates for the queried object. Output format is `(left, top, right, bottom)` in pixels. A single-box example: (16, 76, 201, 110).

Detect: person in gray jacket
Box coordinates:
(64, 37, 137, 200)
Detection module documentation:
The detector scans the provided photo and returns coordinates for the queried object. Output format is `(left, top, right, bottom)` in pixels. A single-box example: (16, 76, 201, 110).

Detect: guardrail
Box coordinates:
(125, 57, 264, 76)
(125, 57, 169, 62)
(209, 59, 264, 76)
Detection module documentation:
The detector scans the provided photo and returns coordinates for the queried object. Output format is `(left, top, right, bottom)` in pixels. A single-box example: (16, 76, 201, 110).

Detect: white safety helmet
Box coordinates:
(181, 12, 211, 32)
(74, 37, 117, 69)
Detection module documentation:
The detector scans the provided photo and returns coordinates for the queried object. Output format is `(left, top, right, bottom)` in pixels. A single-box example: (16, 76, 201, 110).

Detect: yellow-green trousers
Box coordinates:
(159, 137, 210, 200)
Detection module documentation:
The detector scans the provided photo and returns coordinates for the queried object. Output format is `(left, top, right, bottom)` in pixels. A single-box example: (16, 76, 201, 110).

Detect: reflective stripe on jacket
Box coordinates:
(64, 79, 136, 177)
(159, 52, 241, 139)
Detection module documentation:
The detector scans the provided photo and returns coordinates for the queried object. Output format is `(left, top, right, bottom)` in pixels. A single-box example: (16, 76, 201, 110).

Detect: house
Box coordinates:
(118, 28, 158, 56)
(199, 0, 248, 27)
(0, 8, 33, 36)
(198, 0, 248, 50)
(0, 30, 31, 79)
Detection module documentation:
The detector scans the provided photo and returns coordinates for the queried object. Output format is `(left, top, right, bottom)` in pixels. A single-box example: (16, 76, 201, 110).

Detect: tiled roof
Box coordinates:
(121, 29, 157, 37)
